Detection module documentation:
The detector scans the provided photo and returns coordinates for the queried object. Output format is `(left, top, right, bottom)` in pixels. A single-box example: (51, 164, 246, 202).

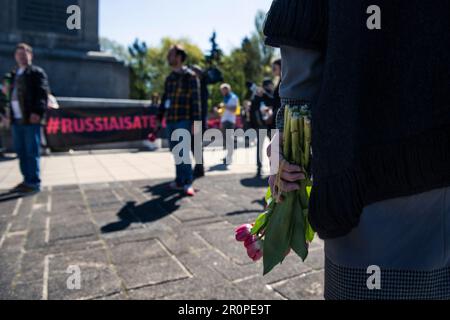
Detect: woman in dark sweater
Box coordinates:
(264, 0, 450, 299)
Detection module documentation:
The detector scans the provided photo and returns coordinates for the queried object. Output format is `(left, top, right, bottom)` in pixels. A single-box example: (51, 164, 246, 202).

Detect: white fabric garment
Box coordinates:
(11, 101, 23, 120)
(221, 93, 239, 124)
(11, 68, 25, 120)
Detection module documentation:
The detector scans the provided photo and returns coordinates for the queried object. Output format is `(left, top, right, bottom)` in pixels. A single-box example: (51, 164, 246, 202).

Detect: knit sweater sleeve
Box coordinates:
(263, 0, 328, 51)
(276, 46, 324, 131)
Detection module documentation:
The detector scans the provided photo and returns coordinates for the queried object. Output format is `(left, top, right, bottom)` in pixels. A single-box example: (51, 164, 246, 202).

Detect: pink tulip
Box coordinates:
(244, 236, 263, 261)
(235, 224, 253, 242)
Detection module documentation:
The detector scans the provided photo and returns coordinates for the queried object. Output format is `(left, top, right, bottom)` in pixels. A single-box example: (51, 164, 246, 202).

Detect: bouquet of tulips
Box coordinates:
(235, 105, 315, 275)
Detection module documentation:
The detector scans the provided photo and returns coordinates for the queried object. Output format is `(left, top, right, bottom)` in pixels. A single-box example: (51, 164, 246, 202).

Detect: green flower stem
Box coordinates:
(303, 117, 311, 169)
(283, 107, 291, 161)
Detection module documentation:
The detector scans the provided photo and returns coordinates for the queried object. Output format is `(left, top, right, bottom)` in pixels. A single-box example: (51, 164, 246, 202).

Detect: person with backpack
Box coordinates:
(159, 45, 201, 197)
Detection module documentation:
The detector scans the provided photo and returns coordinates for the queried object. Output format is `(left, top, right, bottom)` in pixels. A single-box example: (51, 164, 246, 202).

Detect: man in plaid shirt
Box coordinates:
(160, 45, 201, 197)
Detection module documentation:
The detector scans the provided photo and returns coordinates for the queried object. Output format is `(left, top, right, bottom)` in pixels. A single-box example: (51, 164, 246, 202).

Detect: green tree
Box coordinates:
(241, 36, 263, 85)
(128, 39, 152, 100)
(240, 10, 278, 86)
(254, 10, 276, 69)
(100, 37, 130, 63)
(205, 31, 223, 67)
(126, 11, 278, 102)
(210, 10, 279, 105)
(209, 48, 247, 108)
(128, 38, 204, 100)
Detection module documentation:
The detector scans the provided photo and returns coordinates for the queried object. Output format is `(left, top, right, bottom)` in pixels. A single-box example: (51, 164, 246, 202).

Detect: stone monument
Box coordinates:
(0, 0, 130, 99)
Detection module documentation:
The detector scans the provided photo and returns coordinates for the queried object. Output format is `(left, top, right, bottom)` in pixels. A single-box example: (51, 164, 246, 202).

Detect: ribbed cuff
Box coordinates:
(275, 105, 286, 131)
(276, 100, 311, 131)
(281, 98, 309, 106)
(265, 36, 324, 51)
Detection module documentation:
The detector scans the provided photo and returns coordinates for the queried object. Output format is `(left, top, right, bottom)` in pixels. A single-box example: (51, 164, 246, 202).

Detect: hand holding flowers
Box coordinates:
(235, 105, 315, 275)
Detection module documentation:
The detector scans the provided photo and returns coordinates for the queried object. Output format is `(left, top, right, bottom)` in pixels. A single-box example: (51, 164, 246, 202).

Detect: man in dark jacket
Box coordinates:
(8, 43, 49, 194)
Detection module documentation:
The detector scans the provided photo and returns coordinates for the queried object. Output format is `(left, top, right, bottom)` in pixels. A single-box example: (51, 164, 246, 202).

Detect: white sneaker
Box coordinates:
(184, 184, 196, 197)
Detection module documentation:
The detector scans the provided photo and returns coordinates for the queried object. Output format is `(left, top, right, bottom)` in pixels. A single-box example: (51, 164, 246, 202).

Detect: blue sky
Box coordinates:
(99, 0, 273, 53)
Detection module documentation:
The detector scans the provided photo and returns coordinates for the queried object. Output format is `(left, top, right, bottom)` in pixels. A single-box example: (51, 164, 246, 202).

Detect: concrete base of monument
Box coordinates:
(72, 139, 162, 152)
(53, 97, 162, 152)
(0, 131, 162, 154)
(0, 46, 129, 99)
(0, 97, 164, 153)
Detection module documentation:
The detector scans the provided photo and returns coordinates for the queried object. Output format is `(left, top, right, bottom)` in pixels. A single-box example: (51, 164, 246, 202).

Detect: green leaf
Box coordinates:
(251, 212, 267, 235)
(298, 180, 309, 209)
(265, 187, 273, 207)
(263, 193, 295, 275)
(290, 199, 308, 261)
(304, 209, 315, 243)
(306, 186, 312, 198)
(265, 187, 272, 201)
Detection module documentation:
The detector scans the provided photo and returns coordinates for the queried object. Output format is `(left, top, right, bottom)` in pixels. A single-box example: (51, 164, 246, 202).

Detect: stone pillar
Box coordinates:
(0, 0, 130, 99)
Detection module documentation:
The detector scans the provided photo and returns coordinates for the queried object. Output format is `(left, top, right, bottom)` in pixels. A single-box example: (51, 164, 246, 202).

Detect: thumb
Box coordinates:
(268, 175, 276, 195)
(268, 133, 283, 175)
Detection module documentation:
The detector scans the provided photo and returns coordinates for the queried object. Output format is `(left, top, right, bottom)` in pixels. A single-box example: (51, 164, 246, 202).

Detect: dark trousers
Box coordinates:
(221, 121, 235, 164)
(256, 128, 272, 174)
(192, 119, 207, 175)
(12, 124, 42, 188)
(166, 120, 193, 186)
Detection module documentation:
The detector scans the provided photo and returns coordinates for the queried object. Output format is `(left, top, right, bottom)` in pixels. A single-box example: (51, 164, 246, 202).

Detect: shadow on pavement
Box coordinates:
(220, 176, 268, 216)
(100, 182, 184, 234)
(226, 208, 263, 216)
(207, 164, 229, 172)
(0, 191, 23, 203)
(0, 155, 16, 163)
(240, 176, 268, 188)
(226, 198, 266, 216)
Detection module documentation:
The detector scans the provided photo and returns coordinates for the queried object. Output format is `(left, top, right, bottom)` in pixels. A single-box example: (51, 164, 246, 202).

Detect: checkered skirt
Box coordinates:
(325, 258, 450, 300)
(323, 186, 450, 300)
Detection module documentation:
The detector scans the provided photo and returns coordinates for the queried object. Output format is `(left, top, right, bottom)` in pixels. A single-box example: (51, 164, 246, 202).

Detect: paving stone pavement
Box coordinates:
(0, 174, 325, 300)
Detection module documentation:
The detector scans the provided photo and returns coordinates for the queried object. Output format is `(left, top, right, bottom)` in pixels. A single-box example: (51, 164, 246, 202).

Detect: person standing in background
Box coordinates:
(219, 83, 239, 166)
(271, 59, 282, 131)
(150, 93, 161, 109)
(0, 74, 12, 157)
(8, 43, 49, 194)
(251, 79, 277, 177)
(159, 45, 201, 197)
(191, 65, 209, 178)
